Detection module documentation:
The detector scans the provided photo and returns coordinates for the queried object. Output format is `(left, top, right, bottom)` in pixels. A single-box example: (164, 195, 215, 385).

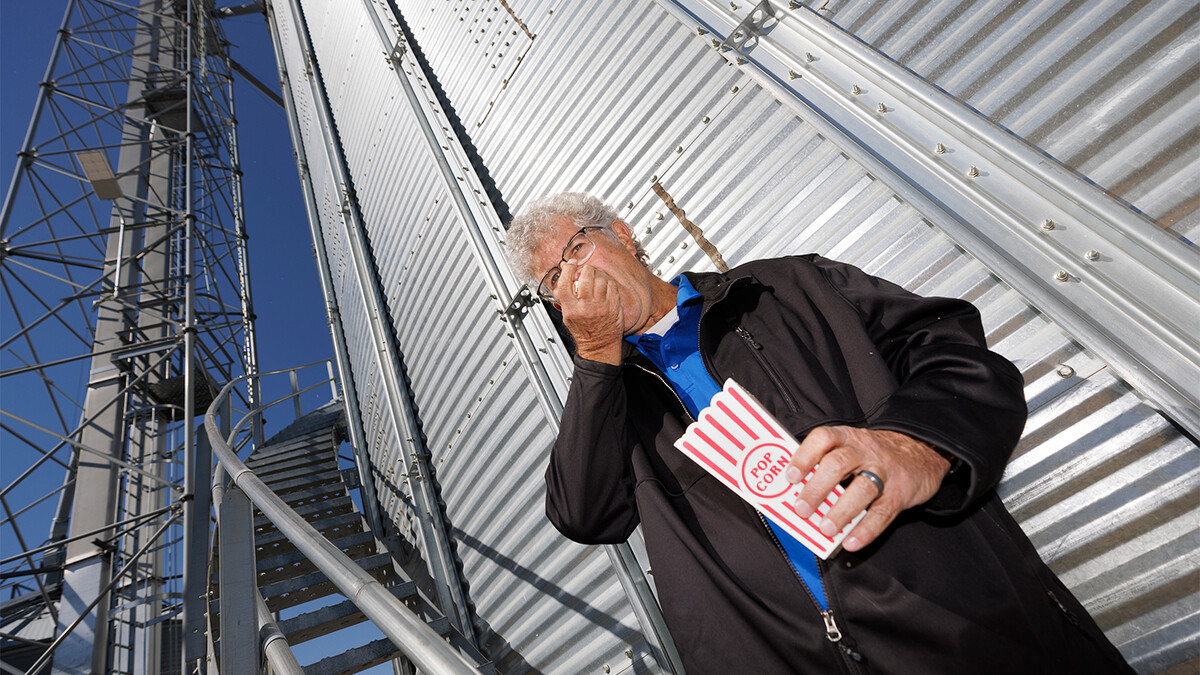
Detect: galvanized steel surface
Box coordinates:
(285, 0, 656, 671)
(813, 0, 1199, 242)
(280, 0, 1199, 673)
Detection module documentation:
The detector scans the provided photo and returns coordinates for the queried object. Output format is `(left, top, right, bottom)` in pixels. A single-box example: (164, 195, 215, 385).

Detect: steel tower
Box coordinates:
(0, 1, 257, 672)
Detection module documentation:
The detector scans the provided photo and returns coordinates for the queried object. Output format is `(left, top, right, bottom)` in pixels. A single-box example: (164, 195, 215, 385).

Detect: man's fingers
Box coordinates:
(791, 444, 857, 519)
(841, 497, 900, 552)
(817, 473, 882, 537)
(785, 426, 843, 486)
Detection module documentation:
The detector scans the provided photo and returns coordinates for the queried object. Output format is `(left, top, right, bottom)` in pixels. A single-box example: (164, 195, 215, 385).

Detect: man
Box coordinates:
(506, 192, 1131, 674)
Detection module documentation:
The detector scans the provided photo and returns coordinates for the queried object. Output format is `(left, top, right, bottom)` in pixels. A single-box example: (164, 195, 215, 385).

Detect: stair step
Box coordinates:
(259, 461, 342, 491)
(256, 517, 364, 562)
(255, 487, 349, 525)
(255, 494, 354, 532)
(249, 430, 336, 462)
(257, 531, 378, 586)
(256, 511, 364, 549)
(302, 637, 403, 675)
(261, 468, 343, 496)
(277, 584, 416, 645)
(260, 552, 394, 612)
(247, 451, 337, 478)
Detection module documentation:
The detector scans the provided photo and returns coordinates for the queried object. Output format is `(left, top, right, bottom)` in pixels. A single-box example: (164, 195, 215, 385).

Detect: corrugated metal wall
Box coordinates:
(275, 0, 1199, 672)
(816, 0, 1199, 242)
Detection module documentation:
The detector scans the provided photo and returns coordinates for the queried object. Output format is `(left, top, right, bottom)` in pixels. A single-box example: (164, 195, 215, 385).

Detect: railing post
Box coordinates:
(289, 368, 303, 421)
(218, 483, 259, 672)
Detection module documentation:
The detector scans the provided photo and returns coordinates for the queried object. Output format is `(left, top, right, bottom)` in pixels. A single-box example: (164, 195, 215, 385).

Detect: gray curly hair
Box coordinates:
(506, 191, 650, 287)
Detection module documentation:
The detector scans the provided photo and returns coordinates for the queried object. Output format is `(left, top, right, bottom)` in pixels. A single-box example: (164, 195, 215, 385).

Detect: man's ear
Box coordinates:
(611, 220, 639, 256)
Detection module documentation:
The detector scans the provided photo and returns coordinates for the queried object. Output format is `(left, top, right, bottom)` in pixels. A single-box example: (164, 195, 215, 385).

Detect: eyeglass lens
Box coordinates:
(539, 230, 596, 300)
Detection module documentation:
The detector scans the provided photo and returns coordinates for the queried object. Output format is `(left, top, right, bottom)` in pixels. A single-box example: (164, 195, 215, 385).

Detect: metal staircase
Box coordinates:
(206, 370, 492, 674)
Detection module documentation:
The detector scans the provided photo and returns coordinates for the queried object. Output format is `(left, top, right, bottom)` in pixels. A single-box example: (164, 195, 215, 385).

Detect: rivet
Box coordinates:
(712, 38, 721, 48)
(627, 201, 634, 209)
(602, 666, 610, 674)
(789, 70, 799, 79)
(655, 213, 664, 220)
(644, 227, 652, 234)
(1041, 219, 1056, 231)
(668, 256, 675, 262)
(735, 31, 744, 40)
(730, 1, 738, 9)
(680, 242, 688, 249)
(851, 84, 861, 95)
(736, 57, 746, 65)
(789, 0, 799, 7)
(697, 27, 707, 35)
(646, 568, 653, 575)
(625, 649, 634, 659)
(651, 174, 658, 182)
(877, 103, 887, 113)
(1085, 249, 1100, 261)
(805, 52, 815, 62)
(730, 85, 739, 93)
(1057, 365, 1075, 378)
(702, 115, 711, 123)
(1054, 270, 1069, 282)
(676, 145, 684, 153)
(967, 166, 980, 178)
(934, 143, 946, 154)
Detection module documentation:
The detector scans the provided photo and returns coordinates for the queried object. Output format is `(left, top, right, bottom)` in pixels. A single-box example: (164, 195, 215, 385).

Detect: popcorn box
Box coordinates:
(673, 379, 865, 559)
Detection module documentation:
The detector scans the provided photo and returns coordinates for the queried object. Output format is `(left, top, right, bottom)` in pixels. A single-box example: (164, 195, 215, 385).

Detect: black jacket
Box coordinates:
(546, 255, 1131, 674)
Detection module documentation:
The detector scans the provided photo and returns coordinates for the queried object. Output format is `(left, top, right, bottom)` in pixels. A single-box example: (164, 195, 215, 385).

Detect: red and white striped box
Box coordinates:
(673, 379, 864, 559)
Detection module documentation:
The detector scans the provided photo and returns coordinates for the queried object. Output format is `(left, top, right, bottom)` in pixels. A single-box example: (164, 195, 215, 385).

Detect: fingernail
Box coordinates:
(793, 500, 813, 519)
(819, 518, 838, 537)
(784, 466, 803, 483)
(844, 537, 860, 551)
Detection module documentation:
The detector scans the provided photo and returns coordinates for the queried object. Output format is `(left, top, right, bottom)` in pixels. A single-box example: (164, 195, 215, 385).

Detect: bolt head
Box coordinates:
(1041, 219, 1056, 231)
(789, 70, 798, 79)
(967, 166, 980, 177)
(1056, 365, 1075, 378)
(805, 52, 814, 62)
(1085, 249, 1100, 261)
(1054, 270, 1069, 282)
(877, 102, 887, 113)
(851, 84, 862, 95)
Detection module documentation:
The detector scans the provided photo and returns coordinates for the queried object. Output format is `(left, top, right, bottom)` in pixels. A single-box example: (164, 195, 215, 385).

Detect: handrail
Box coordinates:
(205, 365, 479, 675)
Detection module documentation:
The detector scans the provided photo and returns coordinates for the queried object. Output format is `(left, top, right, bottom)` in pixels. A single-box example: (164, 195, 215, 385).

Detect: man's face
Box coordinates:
(532, 216, 661, 336)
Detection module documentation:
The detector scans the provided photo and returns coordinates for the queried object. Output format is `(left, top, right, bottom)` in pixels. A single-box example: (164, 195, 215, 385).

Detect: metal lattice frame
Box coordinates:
(0, 0, 257, 672)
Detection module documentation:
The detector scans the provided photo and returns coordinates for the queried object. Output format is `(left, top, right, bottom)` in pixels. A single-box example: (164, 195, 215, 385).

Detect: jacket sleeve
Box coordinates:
(810, 255, 1028, 515)
(544, 355, 641, 544)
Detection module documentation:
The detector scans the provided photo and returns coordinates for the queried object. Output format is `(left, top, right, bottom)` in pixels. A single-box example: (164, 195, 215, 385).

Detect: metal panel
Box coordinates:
(287, 0, 667, 670)
(816, 0, 1199, 241)
(281, 0, 1199, 672)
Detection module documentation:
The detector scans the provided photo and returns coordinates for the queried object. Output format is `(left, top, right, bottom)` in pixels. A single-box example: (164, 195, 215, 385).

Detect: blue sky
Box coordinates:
(1, 2, 333, 380)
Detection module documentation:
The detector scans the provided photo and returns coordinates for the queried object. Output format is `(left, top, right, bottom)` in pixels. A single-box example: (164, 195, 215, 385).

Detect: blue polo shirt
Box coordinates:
(625, 275, 828, 610)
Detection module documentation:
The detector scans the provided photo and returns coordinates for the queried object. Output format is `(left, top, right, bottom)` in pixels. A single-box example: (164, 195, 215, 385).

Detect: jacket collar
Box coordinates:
(619, 268, 754, 363)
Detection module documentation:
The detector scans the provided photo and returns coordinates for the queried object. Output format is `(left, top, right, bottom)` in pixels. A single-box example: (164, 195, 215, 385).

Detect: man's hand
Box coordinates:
(783, 426, 951, 552)
(554, 261, 624, 365)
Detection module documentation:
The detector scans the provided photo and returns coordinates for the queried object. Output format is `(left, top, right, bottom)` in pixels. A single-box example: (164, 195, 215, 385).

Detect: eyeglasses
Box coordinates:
(537, 226, 603, 302)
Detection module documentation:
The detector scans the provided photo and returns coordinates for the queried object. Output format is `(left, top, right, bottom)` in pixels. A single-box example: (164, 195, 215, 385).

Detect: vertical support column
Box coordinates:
(217, 485, 259, 672)
(52, 4, 168, 672)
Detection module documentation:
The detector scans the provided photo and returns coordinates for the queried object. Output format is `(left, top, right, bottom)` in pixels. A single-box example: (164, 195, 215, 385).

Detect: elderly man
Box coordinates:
(506, 192, 1130, 674)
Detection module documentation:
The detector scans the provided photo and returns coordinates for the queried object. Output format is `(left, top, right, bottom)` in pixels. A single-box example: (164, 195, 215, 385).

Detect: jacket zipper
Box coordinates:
(734, 323, 866, 672)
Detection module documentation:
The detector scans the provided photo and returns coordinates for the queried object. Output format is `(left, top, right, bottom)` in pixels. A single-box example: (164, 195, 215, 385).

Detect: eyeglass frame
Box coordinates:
(537, 226, 607, 302)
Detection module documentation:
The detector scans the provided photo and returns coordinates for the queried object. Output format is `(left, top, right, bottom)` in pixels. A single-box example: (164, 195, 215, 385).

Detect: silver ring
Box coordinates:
(857, 470, 885, 496)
